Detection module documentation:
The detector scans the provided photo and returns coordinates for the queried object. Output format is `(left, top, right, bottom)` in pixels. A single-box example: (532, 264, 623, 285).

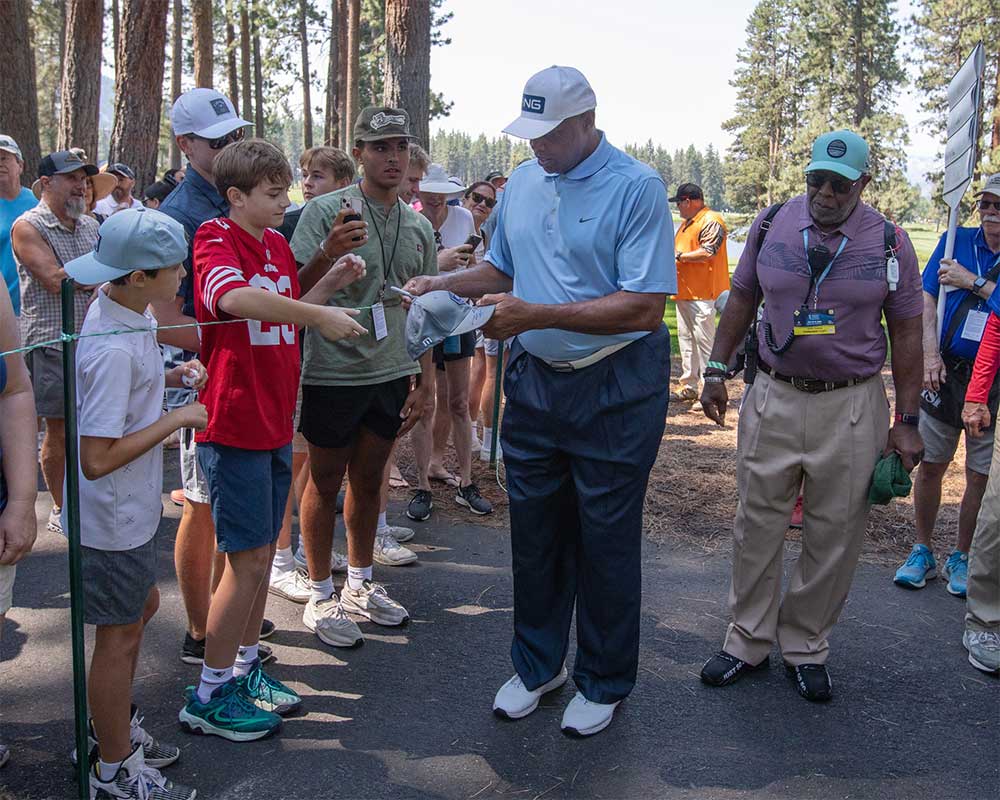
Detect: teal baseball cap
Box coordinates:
(65, 207, 188, 285)
(805, 130, 870, 180)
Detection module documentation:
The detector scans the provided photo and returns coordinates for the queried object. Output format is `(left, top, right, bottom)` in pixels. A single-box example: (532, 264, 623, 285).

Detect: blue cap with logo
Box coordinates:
(65, 207, 188, 285)
(805, 130, 870, 181)
(405, 291, 496, 361)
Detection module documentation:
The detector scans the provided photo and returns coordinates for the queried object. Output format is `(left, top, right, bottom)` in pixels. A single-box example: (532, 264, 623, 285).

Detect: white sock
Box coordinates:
(272, 546, 295, 572)
(347, 565, 372, 591)
(311, 576, 335, 603)
(98, 758, 123, 781)
(376, 512, 388, 532)
(482, 428, 493, 447)
(233, 643, 259, 676)
(197, 663, 233, 703)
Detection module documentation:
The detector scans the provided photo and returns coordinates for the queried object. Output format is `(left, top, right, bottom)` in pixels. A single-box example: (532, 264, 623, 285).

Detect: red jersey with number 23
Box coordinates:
(193, 217, 301, 450)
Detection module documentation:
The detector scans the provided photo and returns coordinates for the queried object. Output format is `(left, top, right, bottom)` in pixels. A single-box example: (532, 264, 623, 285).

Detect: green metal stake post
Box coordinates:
(61, 278, 90, 798)
(488, 339, 505, 467)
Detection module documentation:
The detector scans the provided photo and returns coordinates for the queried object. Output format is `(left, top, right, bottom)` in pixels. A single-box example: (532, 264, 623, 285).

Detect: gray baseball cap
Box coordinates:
(405, 291, 496, 361)
(65, 207, 188, 285)
(0, 135, 22, 160)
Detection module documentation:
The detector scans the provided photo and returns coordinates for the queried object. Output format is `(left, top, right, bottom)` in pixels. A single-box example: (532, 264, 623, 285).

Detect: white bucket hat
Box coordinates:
(419, 164, 465, 197)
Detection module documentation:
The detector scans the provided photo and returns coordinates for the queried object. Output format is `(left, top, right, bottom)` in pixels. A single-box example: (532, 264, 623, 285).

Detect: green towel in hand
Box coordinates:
(868, 452, 912, 505)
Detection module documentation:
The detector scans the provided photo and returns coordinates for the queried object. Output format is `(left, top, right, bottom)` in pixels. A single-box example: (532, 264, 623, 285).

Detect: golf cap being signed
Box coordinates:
(974, 173, 1000, 198)
(65, 207, 188, 285)
(503, 65, 597, 141)
(805, 130, 870, 181)
(405, 291, 496, 361)
(171, 88, 250, 139)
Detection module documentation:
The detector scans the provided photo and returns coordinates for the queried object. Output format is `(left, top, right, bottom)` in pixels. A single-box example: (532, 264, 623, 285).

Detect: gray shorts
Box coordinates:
(81, 537, 157, 626)
(25, 346, 64, 418)
(180, 428, 210, 504)
(484, 337, 513, 358)
(920, 412, 995, 475)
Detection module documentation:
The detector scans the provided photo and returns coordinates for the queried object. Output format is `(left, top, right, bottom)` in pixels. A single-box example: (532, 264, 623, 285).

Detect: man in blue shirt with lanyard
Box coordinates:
(405, 66, 675, 737)
(895, 173, 1000, 597)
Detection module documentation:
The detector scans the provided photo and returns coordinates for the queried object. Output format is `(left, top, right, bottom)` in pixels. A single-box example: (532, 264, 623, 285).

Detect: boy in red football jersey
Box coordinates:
(179, 139, 366, 741)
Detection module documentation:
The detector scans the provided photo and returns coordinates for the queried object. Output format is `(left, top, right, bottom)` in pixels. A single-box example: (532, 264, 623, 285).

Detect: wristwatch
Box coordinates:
(675, 251, 683, 263)
(973, 276, 988, 296)
(895, 412, 920, 426)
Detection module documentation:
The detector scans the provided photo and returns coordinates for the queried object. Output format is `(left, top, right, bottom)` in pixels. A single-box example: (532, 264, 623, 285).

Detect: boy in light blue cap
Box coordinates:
(63, 207, 208, 800)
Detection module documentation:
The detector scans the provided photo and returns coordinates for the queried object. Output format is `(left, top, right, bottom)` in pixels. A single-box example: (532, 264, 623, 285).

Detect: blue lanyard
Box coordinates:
(802, 230, 848, 307)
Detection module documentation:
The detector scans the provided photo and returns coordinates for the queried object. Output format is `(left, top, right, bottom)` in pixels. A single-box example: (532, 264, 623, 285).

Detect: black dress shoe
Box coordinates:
(700, 651, 769, 686)
(785, 663, 833, 702)
(260, 618, 276, 639)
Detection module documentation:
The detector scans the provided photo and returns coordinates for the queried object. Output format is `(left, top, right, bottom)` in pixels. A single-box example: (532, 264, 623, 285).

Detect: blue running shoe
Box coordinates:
(893, 544, 936, 589)
(942, 550, 968, 597)
(238, 658, 302, 716)
(178, 678, 281, 742)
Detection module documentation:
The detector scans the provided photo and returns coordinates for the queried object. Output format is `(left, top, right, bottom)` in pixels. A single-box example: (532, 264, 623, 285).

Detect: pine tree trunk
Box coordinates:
(240, 1, 253, 128)
(337, 0, 349, 148)
(58, 0, 104, 162)
(345, 0, 360, 143)
(170, 0, 182, 169)
(251, 2, 265, 137)
(112, 0, 121, 80)
(991, 49, 1000, 155)
(192, 0, 214, 88)
(384, 0, 430, 148)
(0, 0, 41, 183)
(108, 0, 169, 189)
(226, 0, 240, 114)
(324, 0, 338, 145)
(299, 0, 313, 148)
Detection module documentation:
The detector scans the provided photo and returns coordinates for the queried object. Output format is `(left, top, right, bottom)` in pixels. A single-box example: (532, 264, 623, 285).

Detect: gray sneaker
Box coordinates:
(963, 629, 1000, 675)
(456, 482, 492, 515)
(341, 580, 409, 626)
(373, 531, 417, 566)
(303, 595, 363, 648)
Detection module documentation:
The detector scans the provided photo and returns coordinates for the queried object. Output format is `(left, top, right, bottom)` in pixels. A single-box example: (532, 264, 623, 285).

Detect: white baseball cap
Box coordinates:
(171, 88, 250, 139)
(0, 135, 22, 161)
(419, 164, 465, 196)
(64, 208, 188, 285)
(502, 66, 597, 141)
(974, 173, 1000, 199)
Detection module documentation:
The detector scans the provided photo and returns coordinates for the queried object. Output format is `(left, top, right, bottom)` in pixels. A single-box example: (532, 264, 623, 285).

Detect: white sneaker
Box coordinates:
(268, 567, 311, 603)
(559, 691, 619, 737)
(341, 580, 409, 626)
(88, 744, 195, 800)
(493, 666, 568, 720)
(294, 543, 349, 573)
(373, 531, 417, 566)
(303, 595, 363, 647)
(480, 442, 503, 462)
(380, 524, 415, 543)
(471, 430, 483, 452)
(47, 506, 63, 534)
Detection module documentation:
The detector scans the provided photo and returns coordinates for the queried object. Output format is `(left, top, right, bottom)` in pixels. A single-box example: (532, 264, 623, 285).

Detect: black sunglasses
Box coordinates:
(806, 171, 859, 194)
(193, 128, 246, 150)
(467, 191, 496, 209)
(978, 199, 1000, 211)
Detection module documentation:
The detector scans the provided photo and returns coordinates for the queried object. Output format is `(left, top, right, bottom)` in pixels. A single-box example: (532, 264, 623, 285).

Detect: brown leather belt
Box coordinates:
(758, 361, 872, 394)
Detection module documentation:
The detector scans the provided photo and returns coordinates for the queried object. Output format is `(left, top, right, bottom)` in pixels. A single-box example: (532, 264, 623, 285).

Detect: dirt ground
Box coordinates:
(392, 358, 965, 566)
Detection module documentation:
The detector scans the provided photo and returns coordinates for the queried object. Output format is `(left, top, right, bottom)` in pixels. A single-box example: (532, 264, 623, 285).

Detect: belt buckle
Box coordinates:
(791, 376, 810, 392)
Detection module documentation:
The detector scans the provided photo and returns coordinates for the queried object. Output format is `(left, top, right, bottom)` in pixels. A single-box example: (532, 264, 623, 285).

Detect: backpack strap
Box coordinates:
(756, 202, 785, 251)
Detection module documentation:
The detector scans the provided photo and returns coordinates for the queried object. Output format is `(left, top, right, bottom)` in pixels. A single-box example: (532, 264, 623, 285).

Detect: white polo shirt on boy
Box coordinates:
(69, 287, 166, 550)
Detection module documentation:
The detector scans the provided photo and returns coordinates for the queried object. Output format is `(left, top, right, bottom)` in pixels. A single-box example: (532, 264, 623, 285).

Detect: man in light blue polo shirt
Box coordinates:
(404, 65, 675, 737)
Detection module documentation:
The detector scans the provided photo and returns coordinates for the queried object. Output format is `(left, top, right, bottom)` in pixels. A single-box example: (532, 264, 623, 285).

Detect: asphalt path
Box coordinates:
(1, 454, 997, 799)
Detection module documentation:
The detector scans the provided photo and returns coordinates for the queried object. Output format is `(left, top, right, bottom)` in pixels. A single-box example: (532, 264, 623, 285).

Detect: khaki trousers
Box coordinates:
(724, 371, 889, 665)
(676, 299, 716, 390)
(966, 435, 1000, 633)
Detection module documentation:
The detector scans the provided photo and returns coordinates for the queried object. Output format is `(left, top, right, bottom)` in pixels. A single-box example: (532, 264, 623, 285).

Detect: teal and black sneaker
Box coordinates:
(238, 659, 302, 716)
(942, 550, 969, 597)
(178, 678, 281, 742)
(893, 544, 936, 589)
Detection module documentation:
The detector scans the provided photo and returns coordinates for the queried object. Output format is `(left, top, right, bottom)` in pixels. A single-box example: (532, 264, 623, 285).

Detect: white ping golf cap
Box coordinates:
(171, 88, 250, 139)
(65, 208, 188, 285)
(502, 66, 597, 141)
(405, 291, 496, 361)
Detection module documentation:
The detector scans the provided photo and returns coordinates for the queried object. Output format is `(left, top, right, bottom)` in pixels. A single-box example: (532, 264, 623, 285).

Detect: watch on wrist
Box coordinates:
(973, 276, 988, 296)
(675, 251, 683, 262)
(895, 412, 919, 426)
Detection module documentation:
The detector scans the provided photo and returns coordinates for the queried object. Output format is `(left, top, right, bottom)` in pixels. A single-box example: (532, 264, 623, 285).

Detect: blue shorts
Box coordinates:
(197, 442, 293, 553)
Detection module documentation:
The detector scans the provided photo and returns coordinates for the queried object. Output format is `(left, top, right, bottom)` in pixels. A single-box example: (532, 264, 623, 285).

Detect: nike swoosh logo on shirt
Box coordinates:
(579, 216, 598, 223)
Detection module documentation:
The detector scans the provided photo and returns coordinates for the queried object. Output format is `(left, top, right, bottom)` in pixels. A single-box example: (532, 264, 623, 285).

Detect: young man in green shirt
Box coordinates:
(289, 107, 437, 648)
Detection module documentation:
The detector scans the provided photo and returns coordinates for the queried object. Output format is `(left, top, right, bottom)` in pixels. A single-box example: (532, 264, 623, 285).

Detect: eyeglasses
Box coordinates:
(467, 191, 496, 209)
(806, 171, 859, 195)
(192, 127, 246, 150)
(978, 199, 1000, 212)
